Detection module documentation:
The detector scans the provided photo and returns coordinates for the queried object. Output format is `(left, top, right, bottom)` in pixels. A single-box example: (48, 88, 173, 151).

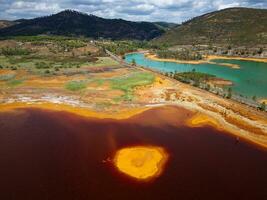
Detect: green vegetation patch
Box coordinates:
(98, 40, 167, 56)
(65, 80, 87, 91)
(62, 39, 87, 49)
(10, 36, 88, 49)
(157, 50, 203, 61)
(111, 72, 155, 101)
(173, 71, 216, 83)
(0, 54, 98, 76)
(170, 71, 215, 87)
(0, 47, 32, 56)
(82, 57, 119, 67)
(174, 71, 215, 81)
(7, 79, 24, 87)
(0, 73, 16, 81)
(89, 78, 105, 86)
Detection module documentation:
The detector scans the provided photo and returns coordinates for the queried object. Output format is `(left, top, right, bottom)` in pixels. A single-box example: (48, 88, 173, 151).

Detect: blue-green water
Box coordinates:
(125, 53, 267, 99)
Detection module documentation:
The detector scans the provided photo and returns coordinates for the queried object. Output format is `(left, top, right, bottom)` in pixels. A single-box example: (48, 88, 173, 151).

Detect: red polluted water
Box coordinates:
(0, 107, 266, 200)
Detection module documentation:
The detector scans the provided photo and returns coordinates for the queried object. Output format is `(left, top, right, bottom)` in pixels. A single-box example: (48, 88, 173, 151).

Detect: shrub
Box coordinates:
(35, 62, 50, 69)
(227, 87, 232, 99)
(258, 48, 263, 54)
(131, 59, 136, 66)
(259, 102, 266, 111)
(252, 96, 257, 101)
(0, 47, 31, 56)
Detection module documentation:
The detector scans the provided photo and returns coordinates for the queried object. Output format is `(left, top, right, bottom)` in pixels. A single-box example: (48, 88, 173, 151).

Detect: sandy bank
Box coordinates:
(145, 53, 267, 69)
(259, 99, 267, 104)
(207, 55, 267, 63)
(207, 78, 233, 86)
(145, 53, 240, 69)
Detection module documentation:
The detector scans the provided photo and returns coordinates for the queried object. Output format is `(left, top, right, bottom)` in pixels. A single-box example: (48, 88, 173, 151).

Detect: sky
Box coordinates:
(0, 0, 266, 23)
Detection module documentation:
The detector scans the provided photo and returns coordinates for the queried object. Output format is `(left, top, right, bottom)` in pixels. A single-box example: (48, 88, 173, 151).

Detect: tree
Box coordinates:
(252, 95, 257, 101)
(131, 59, 136, 66)
(193, 80, 200, 87)
(260, 102, 266, 111)
(227, 87, 232, 99)
(258, 47, 263, 55)
(205, 84, 210, 91)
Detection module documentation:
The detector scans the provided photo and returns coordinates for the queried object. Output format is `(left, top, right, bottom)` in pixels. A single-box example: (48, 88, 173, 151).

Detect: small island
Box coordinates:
(113, 146, 168, 181)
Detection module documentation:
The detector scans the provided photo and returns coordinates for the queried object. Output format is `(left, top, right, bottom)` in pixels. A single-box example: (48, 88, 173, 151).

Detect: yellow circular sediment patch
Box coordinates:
(114, 146, 168, 181)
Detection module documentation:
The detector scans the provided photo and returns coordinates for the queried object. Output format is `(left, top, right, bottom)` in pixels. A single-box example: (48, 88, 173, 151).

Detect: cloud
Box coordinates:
(0, 0, 266, 22)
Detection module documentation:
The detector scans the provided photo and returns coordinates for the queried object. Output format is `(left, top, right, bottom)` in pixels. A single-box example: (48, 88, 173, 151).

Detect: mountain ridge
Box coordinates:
(0, 10, 163, 40)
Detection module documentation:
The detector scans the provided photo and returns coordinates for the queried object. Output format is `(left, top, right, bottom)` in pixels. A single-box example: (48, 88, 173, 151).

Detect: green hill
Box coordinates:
(156, 7, 267, 46)
(0, 10, 163, 40)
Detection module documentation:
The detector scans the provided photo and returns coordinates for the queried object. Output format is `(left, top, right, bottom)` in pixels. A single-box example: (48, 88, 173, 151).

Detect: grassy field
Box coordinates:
(111, 72, 155, 101)
(65, 81, 87, 91)
(7, 79, 24, 87)
(62, 72, 155, 101)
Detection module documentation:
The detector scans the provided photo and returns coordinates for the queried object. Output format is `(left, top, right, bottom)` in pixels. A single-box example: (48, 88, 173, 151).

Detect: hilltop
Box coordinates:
(156, 7, 267, 46)
(0, 10, 163, 40)
(0, 20, 16, 29)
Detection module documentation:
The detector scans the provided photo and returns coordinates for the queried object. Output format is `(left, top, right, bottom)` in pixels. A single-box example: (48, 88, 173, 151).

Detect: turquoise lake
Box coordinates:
(125, 53, 267, 99)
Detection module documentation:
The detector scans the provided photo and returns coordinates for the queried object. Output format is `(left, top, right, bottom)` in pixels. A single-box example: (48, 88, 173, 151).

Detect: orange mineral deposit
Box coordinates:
(114, 146, 168, 181)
